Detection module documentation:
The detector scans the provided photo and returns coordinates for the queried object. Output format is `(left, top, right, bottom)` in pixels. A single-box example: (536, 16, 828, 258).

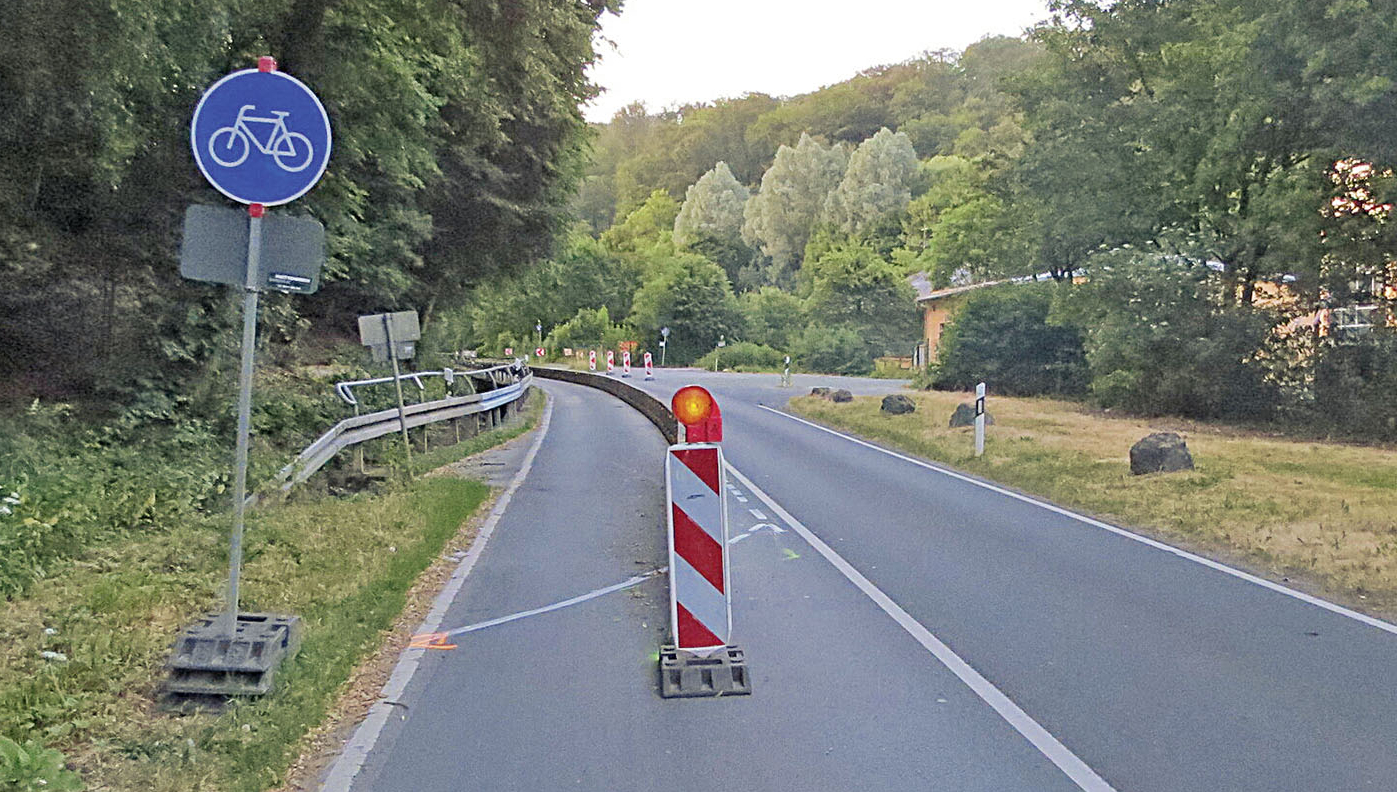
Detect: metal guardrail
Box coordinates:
(272, 361, 533, 491)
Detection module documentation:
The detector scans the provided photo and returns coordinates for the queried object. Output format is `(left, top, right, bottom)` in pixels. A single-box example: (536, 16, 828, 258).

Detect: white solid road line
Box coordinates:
(725, 463, 1117, 792)
(758, 405, 1397, 639)
(321, 397, 556, 792)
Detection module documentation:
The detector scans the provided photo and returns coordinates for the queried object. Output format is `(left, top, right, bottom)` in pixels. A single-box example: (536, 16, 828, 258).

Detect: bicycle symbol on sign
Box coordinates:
(208, 104, 314, 172)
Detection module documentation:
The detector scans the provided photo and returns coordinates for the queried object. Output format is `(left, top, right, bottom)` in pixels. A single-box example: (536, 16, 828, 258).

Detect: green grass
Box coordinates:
(0, 391, 543, 791)
(792, 390, 1397, 618)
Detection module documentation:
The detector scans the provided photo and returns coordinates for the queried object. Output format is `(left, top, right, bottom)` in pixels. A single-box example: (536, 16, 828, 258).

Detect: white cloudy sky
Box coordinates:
(584, 0, 1053, 122)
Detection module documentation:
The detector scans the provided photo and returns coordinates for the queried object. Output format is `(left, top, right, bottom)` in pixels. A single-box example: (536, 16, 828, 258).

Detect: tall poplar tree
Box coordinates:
(672, 161, 752, 285)
(741, 133, 848, 285)
(822, 127, 919, 236)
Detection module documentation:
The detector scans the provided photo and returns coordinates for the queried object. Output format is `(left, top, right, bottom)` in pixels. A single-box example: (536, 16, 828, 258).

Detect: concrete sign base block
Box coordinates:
(164, 612, 302, 699)
(659, 644, 752, 698)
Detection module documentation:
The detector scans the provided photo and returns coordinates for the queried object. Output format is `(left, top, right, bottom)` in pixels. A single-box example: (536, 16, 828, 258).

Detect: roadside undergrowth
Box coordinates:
(791, 390, 1397, 620)
(0, 390, 543, 791)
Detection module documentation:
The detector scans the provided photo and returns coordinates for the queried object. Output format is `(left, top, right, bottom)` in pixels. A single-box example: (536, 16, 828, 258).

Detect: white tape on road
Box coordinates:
(438, 568, 665, 638)
(321, 396, 555, 792)
(759, 405, 1397, 639)
(725, 463, 1119, 792)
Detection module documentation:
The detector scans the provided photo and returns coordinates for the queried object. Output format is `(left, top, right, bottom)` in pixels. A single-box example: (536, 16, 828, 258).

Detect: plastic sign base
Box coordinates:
(165, 612, 302, 699)
(659, 644, 752, 698)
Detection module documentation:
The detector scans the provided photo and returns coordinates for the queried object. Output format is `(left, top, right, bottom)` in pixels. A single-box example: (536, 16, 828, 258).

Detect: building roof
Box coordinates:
(915, 278, 1005, 304)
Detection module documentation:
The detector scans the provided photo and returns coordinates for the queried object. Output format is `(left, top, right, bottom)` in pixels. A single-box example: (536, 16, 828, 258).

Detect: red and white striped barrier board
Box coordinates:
(665, 443, 731, 652)
(588, 350, 596, 371)
(622, 350, 632, 376)
(606, 350, 615, 374)
(644, 351, 654, 379)
(535, 347, 545, 358)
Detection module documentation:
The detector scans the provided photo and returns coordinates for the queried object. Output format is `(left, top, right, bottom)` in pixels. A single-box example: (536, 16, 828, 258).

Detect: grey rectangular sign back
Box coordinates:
(358, 311, 421, 345)
(180, 204, 325, 294)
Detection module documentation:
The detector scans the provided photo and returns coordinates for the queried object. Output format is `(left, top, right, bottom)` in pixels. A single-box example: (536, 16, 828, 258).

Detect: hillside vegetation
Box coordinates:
(471, 3, 1394, 440)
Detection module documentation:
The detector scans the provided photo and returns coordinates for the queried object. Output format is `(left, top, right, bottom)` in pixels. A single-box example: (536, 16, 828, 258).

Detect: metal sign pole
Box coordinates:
(383, 314, 413, 461)
(220, 205, 264, 638)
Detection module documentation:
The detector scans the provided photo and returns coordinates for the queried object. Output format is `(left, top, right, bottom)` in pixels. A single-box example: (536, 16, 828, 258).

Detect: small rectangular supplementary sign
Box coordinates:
(179, 204, 324, 293)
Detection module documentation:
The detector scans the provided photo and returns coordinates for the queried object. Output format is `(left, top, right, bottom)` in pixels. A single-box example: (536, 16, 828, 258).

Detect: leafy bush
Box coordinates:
(931, 283, 1088, 396)
(738, 287, 806, 350)
(0, 736, 83, 791)
(695, 342, 787, 371)
(0, 369, 348, 598)
(793, 324, 873, 376)
(1308, 332, 1397, 440)
(546, 306, 615, 350)
(1054, 254, 1278, 419)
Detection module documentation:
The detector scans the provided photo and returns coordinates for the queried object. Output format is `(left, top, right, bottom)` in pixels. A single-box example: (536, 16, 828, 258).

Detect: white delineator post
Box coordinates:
(644, 351, 654, 380)
(975, 381, 986, 457)
(606, 350, 615, 375)
(588, 350, 597, 371)
(622, 350, 632, 377)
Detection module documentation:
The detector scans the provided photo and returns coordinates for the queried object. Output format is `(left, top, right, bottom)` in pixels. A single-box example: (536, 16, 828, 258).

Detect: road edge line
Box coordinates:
(319, 393, 555, 792)
(759, 404, 1397, 638)
(725, 463, 1117, 792)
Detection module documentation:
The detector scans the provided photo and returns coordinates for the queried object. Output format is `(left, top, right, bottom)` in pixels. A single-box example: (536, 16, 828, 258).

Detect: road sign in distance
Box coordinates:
(180, 204, 324, 293)
(191, 68, 332, 206)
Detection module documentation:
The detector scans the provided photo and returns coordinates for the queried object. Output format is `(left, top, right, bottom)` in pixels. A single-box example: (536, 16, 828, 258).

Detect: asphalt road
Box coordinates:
(330, 369, 1397, 791)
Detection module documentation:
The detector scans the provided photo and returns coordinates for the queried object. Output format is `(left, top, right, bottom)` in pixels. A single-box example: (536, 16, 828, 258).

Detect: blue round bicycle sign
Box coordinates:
(191, 68, 332, 206)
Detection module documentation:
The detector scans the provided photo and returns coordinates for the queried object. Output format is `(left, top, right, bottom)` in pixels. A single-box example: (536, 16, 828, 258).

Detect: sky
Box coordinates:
(584, 0, 1053, 123)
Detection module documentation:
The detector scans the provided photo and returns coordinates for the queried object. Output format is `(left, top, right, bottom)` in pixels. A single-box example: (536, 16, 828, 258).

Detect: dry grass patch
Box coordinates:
(792, 390, 1397, 618)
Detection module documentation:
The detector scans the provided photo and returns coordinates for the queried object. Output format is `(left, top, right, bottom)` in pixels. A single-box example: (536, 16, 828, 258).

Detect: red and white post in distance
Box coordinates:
(665, 386, 730, 654)
(643, 351, 654, 380)
(606, 350, 615, 375)
(588, 350, 597, 371)
(622, 349, 632, 377)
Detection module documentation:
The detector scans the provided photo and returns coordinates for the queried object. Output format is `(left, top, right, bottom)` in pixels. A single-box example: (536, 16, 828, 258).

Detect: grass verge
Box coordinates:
(0, 390, 543, 791)
(791, 389, 1397, 619)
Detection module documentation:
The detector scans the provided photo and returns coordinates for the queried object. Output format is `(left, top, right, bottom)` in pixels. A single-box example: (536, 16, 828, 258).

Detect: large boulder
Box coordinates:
(830, 389, 853, 403)
(949, 402, 993, 428)
(881, 394, 916, 415)
(810, 387, 831, 398)
(1130, 432, 1194, 475)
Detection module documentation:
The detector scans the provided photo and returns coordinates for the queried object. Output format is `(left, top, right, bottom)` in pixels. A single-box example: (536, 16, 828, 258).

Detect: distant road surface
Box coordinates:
(329, 369, 1397, 792)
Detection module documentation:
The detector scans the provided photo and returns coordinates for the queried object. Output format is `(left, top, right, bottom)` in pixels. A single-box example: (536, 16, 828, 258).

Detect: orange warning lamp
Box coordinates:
(672, 385, 722, 443)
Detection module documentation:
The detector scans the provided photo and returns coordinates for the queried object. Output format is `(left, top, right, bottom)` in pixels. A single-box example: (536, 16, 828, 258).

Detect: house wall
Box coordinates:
(921, 294, 966, 364)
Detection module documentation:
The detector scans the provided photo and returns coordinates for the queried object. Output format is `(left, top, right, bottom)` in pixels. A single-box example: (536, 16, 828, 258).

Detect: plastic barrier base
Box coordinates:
(164, 613, 302, 699)
(659, 644, 752, 698)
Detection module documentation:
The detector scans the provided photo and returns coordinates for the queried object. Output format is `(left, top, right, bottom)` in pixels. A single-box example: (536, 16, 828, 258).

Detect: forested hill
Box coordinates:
(464, 1, 1392, 435)
(0, 0, 618, 410)
(575, 35, 1041, 235)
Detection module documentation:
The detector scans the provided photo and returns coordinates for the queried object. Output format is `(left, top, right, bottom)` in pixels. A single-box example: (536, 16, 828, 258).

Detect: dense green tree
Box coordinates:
(466, 230, 640, 348)
(931, 284, 1087, 396)
(804, 241, 920, 359)
(0, 0, 618, 409)
(600, 189, 680, 259)
(822, 128, 919, 237)
(627, 253, 743, 364)
(741, 133, 848, 285)
(1053, 251, 1279, 419)
(672, 162, 752, 285)
(738, 287, 806, 350)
